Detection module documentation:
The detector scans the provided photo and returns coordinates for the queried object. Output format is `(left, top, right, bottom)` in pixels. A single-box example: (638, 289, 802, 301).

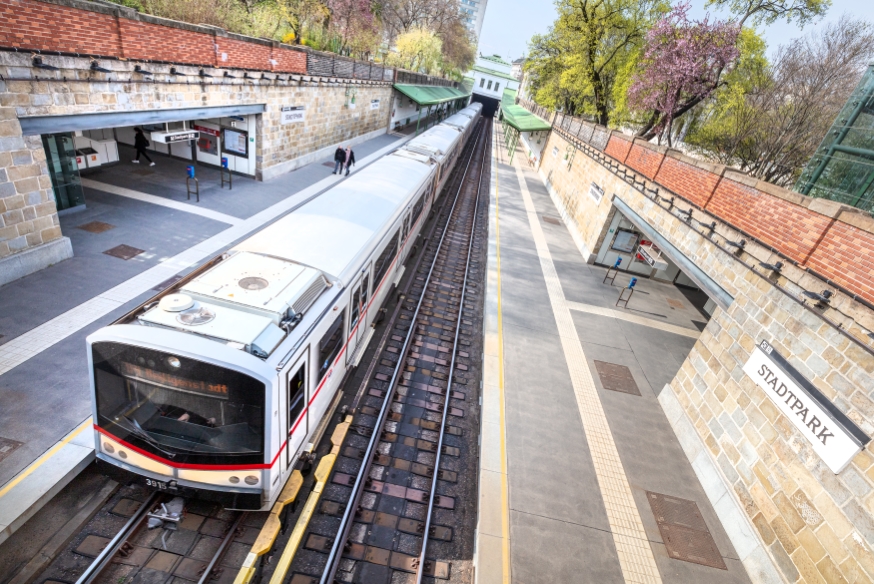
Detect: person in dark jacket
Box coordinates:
(344, 147, 356, 176)
(332, 146, 345, 174)
(133, 128, 155, 166)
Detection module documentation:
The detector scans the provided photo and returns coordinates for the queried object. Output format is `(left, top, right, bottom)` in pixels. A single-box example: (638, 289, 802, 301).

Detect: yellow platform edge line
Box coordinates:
(0, 416, 91, 500)
(493, 120, 511, 584)
(266, 415, 352, 584)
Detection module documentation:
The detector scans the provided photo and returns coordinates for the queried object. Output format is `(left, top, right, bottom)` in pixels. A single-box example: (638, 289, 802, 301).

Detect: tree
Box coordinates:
(387, 27, 444, 74)
(627, 3, 740, 144)
(327, 0, 379, 56)
(685, 15, 874, 186)
(523, 0, 666, 126)
(707, 0, 830, 27)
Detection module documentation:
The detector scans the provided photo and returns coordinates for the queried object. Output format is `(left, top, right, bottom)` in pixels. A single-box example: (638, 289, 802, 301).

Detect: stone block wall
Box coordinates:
(538, 127, 874, 583)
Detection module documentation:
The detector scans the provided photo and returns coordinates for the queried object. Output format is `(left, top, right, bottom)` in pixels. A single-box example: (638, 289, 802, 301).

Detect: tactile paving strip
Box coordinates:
(594, 360, 641, 396)
(646, 492, 726, 570)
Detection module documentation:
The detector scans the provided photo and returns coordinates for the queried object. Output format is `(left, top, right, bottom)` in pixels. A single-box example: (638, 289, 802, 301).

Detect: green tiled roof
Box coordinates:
(500, 89, 552, 132)
(481, 54, 511, 66)
(472, 65, 518, 82)
(393, 84, 472, 106)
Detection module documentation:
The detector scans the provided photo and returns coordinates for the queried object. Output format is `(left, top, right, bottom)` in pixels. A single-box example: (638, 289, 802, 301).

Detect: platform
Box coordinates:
(0, 132, 411, 545)
(476, 122, 753, 583)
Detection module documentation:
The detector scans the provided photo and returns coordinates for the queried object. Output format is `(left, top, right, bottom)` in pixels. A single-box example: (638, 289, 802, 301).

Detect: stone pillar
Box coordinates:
(0, 106, 72, 286)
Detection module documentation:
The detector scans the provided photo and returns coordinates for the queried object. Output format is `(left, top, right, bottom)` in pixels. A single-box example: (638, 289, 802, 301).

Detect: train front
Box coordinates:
(88, 328, 273, 510)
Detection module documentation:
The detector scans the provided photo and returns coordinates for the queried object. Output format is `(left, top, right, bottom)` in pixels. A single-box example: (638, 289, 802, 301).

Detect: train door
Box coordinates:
(285, 355, 308, 468)
(347, 265, 371, 365)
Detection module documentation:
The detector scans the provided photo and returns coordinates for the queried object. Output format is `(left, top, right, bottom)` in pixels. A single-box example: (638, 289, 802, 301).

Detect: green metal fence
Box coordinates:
(795, 63, 874, 214)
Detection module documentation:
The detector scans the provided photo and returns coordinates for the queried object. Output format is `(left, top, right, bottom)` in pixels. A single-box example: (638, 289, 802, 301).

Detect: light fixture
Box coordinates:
(166, 356, 181, 368)
(705, 221, 716, 233)
(243, 72, 255, 80)
(134, 65, 153, 76)
(868, 332, 874, 341)
(725, 238, 746, 249)
(199, 69, 213, 78)
(759, 261, 783, 273)
(802, 289, 833, 308)
(90, 60, 112, 73)
(32, 56, 59, 70)
(224, 71, 237, 78)
(261, 73, 272, 80)
(170, 67, 186, 76)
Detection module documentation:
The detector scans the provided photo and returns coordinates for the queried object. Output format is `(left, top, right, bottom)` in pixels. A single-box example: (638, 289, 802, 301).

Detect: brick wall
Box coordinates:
(537, 128, 874, 584)
(653, 154, 722, 209)
(624, 140, 664, 180)
(604, 132, 632, 162)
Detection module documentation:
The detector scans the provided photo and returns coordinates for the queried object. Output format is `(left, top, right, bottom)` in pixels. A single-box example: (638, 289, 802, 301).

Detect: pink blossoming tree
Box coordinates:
(628, 2, 741, 144)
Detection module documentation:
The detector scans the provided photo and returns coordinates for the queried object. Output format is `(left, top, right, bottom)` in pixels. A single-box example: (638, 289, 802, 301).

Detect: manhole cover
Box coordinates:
(104, 244, 144, 260)
(77, 221, 115, 233)
(0, 437, 23, 463)
(153, 275, 183, 292)
(666, 298, 684, 309)
(647, 492, 726, 570)
(593, 361, 640, 396)
(542, 215, 561, 225)
(75, 534, 110, 558)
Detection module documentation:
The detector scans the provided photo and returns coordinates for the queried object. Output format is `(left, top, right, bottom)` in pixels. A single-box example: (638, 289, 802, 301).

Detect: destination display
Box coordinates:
(743, 340, 869, 473)
(121, 362, 229, 398)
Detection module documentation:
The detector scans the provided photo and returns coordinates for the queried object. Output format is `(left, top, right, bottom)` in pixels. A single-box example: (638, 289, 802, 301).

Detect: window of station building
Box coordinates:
(480, 78, 485, 88)
(487, 80, 493, 90)
(318, 310, 346, 382)
(374, 229, 400, 285)
(495, 83, 500, 93)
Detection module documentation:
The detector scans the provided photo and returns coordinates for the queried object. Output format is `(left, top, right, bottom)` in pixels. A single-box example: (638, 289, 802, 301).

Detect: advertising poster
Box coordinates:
(222, 128, 248, 157)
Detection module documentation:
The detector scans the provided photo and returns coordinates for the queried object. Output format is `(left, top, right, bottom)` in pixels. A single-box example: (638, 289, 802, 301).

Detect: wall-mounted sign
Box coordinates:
(222, 128, 248, 157)
(588, 182, 604, 204)
(611, 229, 638, 253)
(151, 130, 199, 144)
(193, 124, 220, 137)
(743, 340, 869, 473)
(370, 99, 381, 110)
(281, 106, 306, 125)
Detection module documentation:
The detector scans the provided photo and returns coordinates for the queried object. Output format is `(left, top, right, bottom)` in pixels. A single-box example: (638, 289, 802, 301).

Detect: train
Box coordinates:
(87, 102, 483, 510)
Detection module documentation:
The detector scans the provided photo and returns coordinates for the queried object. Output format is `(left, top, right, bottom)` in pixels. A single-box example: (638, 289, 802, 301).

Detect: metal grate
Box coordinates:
(593, 360, 640, 396)
(0, 437, 23, 463)
(103, 244, 144, 260)
(77, 221, 115, 233)
(647, 491, 727, 570)
(542, 215, 561, 225)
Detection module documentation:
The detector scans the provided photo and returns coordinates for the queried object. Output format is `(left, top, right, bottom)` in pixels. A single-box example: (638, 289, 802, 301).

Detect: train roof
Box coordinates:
(443, 113, 474, 130)
(234, 151, 434, 285)
(404, 125, 464, 162)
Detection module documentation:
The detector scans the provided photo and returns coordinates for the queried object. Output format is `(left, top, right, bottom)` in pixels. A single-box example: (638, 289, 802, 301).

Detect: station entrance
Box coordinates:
(22, 105, 264, 213)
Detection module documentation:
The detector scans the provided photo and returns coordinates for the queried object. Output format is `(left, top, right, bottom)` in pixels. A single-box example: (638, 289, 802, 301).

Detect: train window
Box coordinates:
(350, 286, 361, 328)
(403, 213, 412, 239)
(318, 310, 346, 382)
(288, 363, 306, 432)
(411, 192, 426, 225)
(373, 229, 399, 286)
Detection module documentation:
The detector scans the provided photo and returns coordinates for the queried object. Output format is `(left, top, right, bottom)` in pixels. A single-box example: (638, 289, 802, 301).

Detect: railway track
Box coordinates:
(286, 118, 491, 584)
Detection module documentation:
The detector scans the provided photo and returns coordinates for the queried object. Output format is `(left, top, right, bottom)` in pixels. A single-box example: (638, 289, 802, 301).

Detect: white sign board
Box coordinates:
(743, 340, 867, 473)
(588, 182, 604, 204)
(281, 106, 306, 125)
(370, 99, 381, 110)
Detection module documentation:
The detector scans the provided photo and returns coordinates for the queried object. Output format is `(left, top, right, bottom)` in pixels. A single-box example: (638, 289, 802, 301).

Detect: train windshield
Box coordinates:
(92, 342, 265, 466)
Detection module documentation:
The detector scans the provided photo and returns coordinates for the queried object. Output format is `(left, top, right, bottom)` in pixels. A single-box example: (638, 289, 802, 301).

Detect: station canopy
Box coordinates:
(500, 89, 552, 133)
(393, 84, 472, 106)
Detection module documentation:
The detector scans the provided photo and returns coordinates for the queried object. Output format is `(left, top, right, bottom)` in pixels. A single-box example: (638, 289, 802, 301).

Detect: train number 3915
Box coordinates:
(146, 478, 169, 490)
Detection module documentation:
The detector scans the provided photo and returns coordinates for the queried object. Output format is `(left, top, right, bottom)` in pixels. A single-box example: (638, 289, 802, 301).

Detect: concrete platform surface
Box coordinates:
(476, 122, 752, 584)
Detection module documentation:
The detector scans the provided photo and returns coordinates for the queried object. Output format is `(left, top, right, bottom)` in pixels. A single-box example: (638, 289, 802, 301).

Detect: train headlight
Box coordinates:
(244, 475, 259, 485)
(103, 442, 115, 454)
(118, 450, 128, 459)
(166, 356, 181, 369)
(229, 476, 240, 484)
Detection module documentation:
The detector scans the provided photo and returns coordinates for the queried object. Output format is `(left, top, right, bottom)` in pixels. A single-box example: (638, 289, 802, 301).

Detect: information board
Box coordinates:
(222, 128, 248, 157)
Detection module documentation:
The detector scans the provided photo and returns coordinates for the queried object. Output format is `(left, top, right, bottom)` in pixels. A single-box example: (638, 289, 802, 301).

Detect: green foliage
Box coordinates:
(706, 0, 830, 26)
(386, 27, 443, 74)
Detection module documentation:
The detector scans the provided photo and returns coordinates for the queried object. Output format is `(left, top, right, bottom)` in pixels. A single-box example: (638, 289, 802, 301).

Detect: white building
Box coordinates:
(511, 57, 524, 81)
(460, 0, 489, 39)
(469, 54, 520, 116)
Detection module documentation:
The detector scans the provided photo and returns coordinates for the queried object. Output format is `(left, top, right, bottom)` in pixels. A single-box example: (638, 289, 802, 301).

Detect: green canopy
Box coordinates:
(501, 89, 552, 132)
(393, 84, 472, 106)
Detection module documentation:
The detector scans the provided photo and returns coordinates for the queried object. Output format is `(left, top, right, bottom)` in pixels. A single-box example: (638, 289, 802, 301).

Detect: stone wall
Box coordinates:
(536, 126, 874, 583)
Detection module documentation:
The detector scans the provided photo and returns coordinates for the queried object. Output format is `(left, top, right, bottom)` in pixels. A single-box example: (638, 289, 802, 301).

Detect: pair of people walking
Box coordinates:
(332, 146, 356, 176)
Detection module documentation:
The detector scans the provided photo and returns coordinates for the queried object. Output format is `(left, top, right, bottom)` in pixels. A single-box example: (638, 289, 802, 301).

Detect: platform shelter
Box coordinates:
(391, 85, 472, 135)
(498, 88, 552, 163)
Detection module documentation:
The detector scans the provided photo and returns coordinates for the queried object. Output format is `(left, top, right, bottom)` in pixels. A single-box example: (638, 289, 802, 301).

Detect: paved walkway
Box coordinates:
(477, 123, 751, 583)
(0, 132, 409, 544)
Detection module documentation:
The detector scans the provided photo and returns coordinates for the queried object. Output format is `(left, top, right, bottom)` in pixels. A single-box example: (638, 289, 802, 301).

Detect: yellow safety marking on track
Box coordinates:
(511, 161, 663, 584)
(0, 417, 91, 500)
(494, 122, 511, 584)
(268, 415, 353, 584)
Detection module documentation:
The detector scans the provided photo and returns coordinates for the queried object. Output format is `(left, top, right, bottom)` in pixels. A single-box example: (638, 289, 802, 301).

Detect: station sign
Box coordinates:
(151, 130, 200, 144)
(742, 340, 869, 473)
(371, 99, 381, 110)
(588, 182, 604, 204)
(281, 106, 306, 124)
(193, 124, 220, 137)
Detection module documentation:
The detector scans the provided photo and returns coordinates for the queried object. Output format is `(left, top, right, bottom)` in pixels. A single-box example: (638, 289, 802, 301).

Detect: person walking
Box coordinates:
(332, 146, 345, 174)
(344, 147, 356, 176)
(132, 128, 155, 166)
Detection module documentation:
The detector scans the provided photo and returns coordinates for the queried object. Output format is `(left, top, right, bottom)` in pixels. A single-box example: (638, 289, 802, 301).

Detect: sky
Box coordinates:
(477, 0, 874, 62)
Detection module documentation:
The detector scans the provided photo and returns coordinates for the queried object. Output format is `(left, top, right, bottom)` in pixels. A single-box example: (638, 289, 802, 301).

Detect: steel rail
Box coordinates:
(75, 491, 161, 584)
(318, 119, 487, 584)
(415, 118, 489, 584)
(198, 512, 246, 584)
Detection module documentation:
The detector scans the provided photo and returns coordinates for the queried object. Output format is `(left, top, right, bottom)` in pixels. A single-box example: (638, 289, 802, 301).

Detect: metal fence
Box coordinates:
(394, 70, 458, 87)
(304, 50, 393, 81)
